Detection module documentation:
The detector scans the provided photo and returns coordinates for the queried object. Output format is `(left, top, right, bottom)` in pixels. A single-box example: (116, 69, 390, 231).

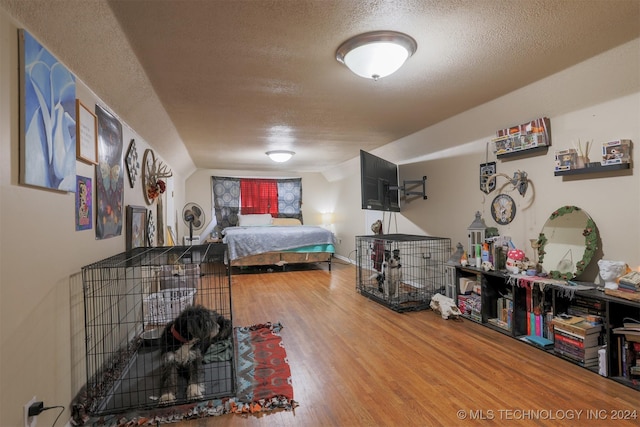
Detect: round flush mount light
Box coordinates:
(336, 30, 417, 80)
(266, 150, 295, 162)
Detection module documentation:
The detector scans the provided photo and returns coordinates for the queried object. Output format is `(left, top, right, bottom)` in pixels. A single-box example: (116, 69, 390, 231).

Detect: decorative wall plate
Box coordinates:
(125, 139, 139, 188)
(480, 161, 496, 194)
(491, 193, 516, 225)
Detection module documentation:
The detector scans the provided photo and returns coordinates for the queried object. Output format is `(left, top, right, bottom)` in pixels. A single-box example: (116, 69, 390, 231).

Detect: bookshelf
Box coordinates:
(454, 266, 640, 391)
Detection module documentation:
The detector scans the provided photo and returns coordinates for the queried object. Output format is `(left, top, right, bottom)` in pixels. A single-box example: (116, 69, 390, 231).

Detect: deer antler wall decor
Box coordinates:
(142, 149, 173, 205)
(485, 170, 529, 197)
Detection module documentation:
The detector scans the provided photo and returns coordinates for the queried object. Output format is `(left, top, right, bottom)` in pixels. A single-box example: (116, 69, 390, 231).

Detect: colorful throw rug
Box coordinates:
(74, 322, 297, 426)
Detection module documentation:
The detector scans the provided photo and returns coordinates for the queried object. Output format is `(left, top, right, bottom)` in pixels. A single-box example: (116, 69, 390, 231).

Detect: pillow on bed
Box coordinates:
(272, 218, 302, 226)
(238, 213, 273, 226)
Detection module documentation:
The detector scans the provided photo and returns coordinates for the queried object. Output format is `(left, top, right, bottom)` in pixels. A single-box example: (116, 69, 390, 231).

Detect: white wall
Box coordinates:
(0, 10, 187, 427)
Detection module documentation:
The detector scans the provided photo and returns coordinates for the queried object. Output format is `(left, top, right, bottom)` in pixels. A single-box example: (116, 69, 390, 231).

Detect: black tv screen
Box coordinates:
(360, 150, 400, 212)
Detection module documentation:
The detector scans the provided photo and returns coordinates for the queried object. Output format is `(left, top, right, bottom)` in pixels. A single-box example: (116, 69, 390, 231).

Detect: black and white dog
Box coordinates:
(369, 249, 402, 299)
(158, 305, 232, 404)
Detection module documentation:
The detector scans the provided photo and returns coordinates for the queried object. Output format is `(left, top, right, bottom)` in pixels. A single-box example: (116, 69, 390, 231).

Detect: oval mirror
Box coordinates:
(537, 206, 598, 280)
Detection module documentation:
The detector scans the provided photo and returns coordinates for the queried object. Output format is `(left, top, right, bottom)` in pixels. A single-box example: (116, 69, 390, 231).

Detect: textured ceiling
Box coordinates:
(1, 0, 639, 175)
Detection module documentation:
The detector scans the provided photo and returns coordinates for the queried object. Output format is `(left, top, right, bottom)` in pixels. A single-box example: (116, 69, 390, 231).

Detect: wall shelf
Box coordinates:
(554, 162, 631, 177)
(497, 145, 549, 160)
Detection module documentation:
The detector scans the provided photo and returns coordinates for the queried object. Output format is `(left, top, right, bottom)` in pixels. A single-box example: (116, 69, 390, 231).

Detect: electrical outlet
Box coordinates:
(24, 396, 37, 427)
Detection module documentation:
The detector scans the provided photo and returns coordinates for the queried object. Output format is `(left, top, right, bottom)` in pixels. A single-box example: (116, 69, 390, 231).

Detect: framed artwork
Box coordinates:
(157, 196, 165, 246)
(76, 100, 98, 164)
(75, 176, 92, 231)
(126, 205, 147, 251)
(95, 104, 124, 240)
(147, 210, 156, 247)
(19, 29, 77, 192)
(125, 139, 139, 188)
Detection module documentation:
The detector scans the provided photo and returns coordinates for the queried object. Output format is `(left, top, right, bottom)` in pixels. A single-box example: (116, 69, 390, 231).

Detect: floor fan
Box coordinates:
(182, 202, 205, 245)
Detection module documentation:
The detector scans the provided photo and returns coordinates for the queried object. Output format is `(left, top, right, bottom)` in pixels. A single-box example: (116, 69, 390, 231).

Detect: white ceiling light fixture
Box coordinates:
(266, 150, 295, 163)
(336, 30, 417, 81)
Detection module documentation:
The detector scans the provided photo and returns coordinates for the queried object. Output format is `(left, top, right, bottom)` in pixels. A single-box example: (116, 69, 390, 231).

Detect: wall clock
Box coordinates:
(491, 193, 516, 225)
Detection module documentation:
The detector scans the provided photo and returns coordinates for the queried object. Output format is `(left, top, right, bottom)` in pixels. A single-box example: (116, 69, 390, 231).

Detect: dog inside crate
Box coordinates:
(357, 235, 451, 312)
(79, 247, 234, 419)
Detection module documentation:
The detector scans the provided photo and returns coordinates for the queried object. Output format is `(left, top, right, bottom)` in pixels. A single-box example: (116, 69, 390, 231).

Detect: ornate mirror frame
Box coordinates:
(536, 206, 598, 280)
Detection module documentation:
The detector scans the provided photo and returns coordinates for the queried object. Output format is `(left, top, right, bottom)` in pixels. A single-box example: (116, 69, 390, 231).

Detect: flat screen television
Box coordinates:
(360, 150, 400, 212)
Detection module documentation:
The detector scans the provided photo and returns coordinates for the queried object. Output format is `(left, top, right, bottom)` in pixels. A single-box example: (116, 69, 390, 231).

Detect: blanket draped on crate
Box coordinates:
(73, 322, 297, 426)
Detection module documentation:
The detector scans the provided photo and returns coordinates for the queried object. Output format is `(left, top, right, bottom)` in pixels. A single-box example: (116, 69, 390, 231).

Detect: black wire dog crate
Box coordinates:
(80, 244, 234, 417)
(356, 234, 451, 312)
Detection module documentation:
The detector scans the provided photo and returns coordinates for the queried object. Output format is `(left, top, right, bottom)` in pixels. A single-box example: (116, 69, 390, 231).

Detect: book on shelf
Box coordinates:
(522, 334, 554, 349)
(554, 329, 599, 348)
(554, 340, 601, 359)
(617, 281, 640, 293)
(552, 316, 602, 336)
(487, 317, 510, 330)
(619, 271, 640, 289)
(612, 327, 640, 343)
(554, 348, 599, 367)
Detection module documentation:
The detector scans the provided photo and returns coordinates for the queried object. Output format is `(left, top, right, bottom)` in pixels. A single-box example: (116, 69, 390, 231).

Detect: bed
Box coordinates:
(222, 214, 336, 270)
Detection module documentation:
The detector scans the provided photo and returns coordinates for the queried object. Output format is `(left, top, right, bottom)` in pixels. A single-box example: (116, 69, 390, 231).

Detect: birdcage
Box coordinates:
(356, 234, 451, 312)
(79, 244, 234, 416)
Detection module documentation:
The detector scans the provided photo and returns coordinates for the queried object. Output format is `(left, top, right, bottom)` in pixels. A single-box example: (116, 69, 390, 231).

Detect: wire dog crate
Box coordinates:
(356, 234, 451, 312)
(79, 244, 234, 417)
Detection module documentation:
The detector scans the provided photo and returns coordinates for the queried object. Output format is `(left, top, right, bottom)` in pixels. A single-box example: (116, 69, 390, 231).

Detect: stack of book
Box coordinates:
(613, 319, 640, 379)
(488, 295, 513, 331)
(552, 315, 603, 368)
(618, 271, 640, 293)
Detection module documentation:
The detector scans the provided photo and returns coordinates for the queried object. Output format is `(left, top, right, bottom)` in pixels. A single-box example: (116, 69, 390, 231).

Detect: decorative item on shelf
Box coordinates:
(597, 260, 628, 290)
(142, 149, 172, 205)
(576, 139, 592, 168)
(125, 139, 139, 188)
(460, 250, 468, 267)
(530, 238, 540, 270)
(447, 242, 465, 265)
(467, 211, 487, 263)
(491, 193, 516, 225)
(506, 247, 525, 274)
(537, 206, 598, 280)
(601, 139, 631, 166)
(555, 148, 578, 172)
(493, 117, 550, 157)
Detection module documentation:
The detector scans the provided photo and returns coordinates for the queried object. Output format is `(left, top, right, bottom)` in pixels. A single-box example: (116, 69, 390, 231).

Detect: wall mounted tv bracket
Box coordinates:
(392, 176, 428, 200)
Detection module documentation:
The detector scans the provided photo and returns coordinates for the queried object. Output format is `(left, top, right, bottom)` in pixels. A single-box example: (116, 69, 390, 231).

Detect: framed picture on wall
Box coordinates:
(19, 29, 77, 192)
(126, 205, 147, 251)
(76, 99, 98, 164)
(75, 175, 92, 231)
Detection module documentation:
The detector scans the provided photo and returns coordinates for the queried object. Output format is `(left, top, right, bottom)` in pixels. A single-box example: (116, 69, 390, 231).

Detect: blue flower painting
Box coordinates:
(20, 30, 76, 192)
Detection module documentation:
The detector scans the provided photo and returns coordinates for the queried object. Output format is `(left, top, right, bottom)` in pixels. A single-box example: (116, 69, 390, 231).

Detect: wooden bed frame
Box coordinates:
(230, 251, 333, 271)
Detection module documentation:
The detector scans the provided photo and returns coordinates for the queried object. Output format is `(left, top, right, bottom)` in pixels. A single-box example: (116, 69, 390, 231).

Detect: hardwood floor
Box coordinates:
(185, 261, 639, 426)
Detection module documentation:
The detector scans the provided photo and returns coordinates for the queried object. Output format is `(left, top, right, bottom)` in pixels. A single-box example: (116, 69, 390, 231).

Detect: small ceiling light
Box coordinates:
(336, 30, 417, 80)
(266, 150, 295, 162)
